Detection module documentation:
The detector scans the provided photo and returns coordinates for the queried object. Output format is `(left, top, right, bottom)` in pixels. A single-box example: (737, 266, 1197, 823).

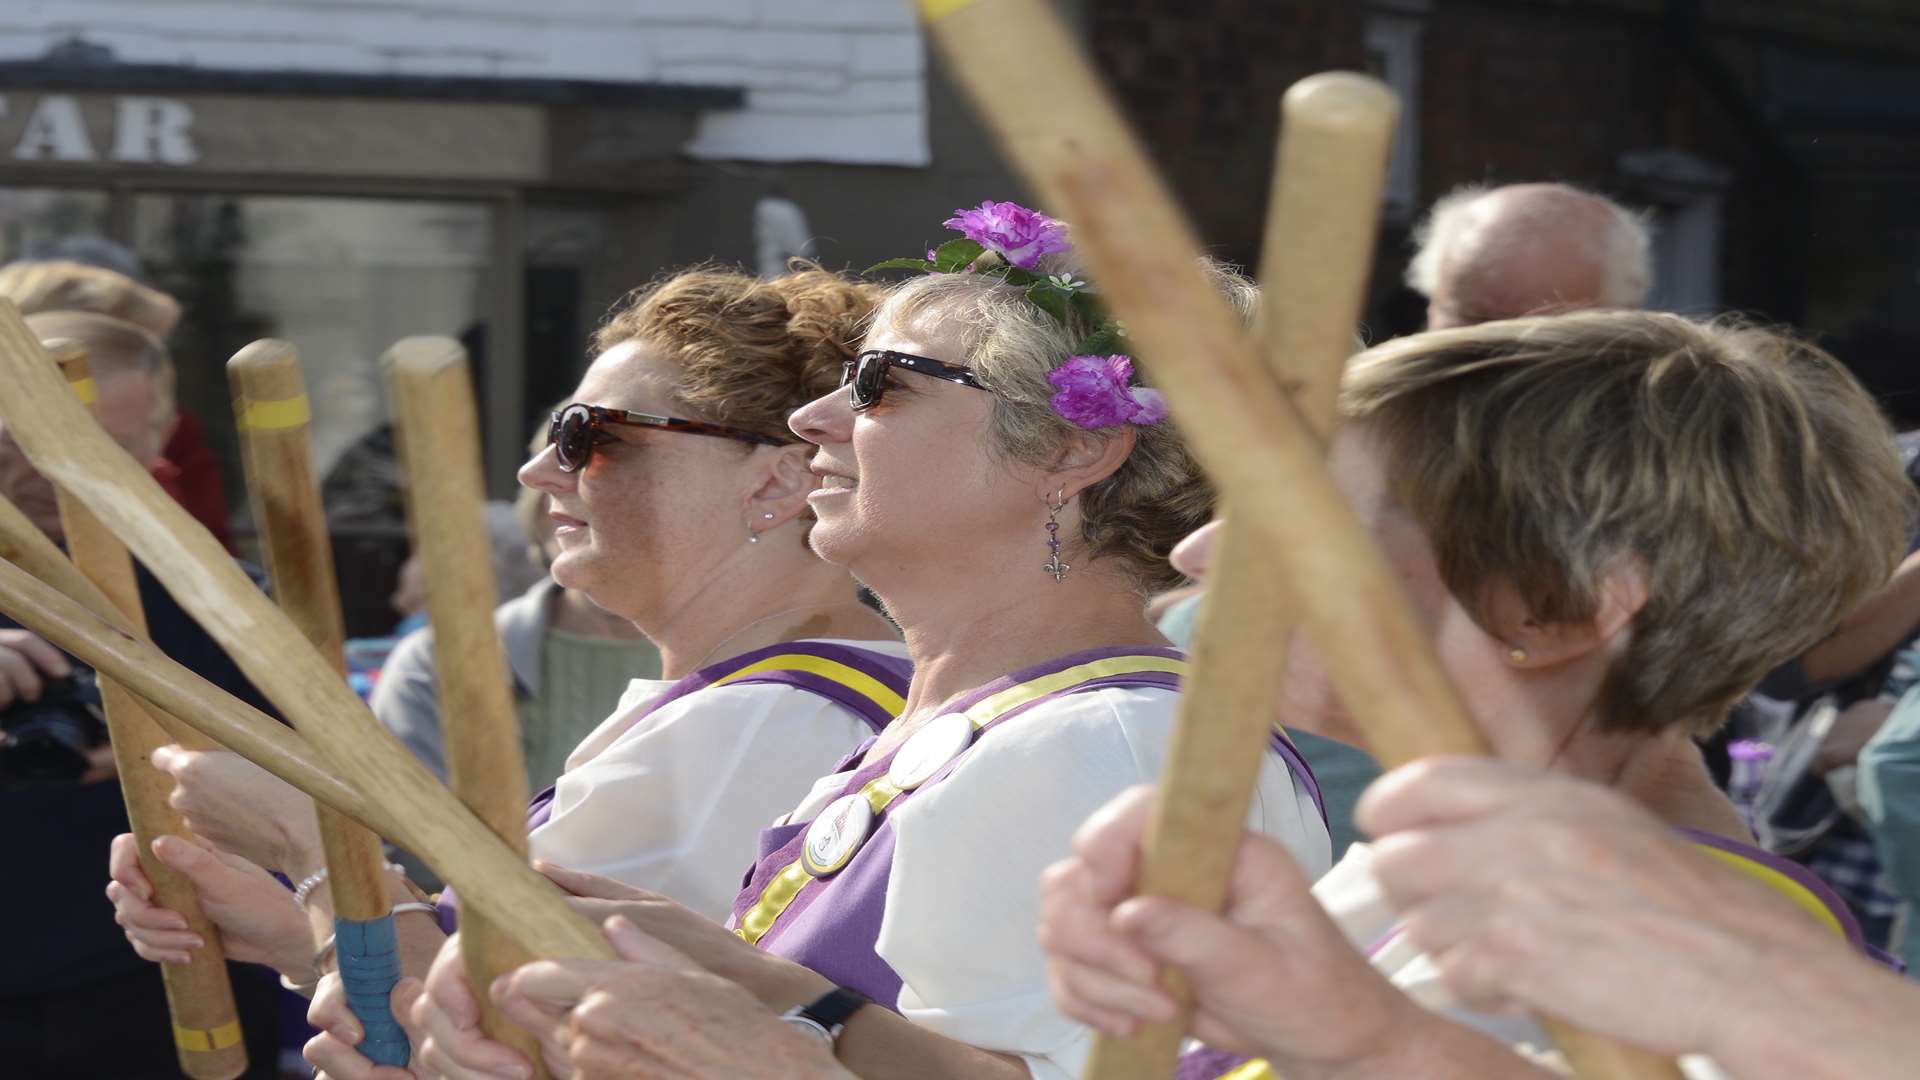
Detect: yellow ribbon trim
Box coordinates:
(918, 0, 979, 20)
(733, 655, 1189, 944)
(715, 653, 907, 719)
(236, 394, 312, 432)
(1221, 1063, 1277, 1080)
(173, 1019, 244, 1052)
(67, 376, 96, 406)
(1693, 844, 1845, 937)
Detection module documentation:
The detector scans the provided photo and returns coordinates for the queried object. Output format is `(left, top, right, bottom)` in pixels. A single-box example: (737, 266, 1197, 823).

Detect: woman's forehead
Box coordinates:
(864, 307, 969, 363)
(577, 339, 676, 411)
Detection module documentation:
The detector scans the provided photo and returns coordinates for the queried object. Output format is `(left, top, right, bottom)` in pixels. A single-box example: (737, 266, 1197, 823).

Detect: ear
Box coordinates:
(745, 443, 818, 529)
(1041, 426, 1138, 504)
(1491, 557, 1648, 669)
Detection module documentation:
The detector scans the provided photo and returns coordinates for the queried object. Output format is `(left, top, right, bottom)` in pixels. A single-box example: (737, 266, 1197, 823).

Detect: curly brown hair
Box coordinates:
(592, 261, 881, 442)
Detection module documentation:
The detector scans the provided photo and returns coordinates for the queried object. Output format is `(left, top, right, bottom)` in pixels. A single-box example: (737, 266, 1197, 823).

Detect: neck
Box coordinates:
(1555, 721, 1747, 839)
(548, 584, 648, 640)
(645, 542, 895, 679)
(880, 563, 1164, 721)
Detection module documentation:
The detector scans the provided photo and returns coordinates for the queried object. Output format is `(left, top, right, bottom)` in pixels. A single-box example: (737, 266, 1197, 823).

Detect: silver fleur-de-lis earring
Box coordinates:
(1043, 488, 1070, 583)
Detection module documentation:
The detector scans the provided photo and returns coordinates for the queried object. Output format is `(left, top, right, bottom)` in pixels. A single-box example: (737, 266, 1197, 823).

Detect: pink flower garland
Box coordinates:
(943, 200, 1071, 269)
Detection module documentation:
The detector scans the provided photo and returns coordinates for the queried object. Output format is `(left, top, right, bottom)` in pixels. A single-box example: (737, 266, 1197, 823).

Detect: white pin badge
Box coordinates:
(801, 792, 876, 877)
(886, 712, 976, 792)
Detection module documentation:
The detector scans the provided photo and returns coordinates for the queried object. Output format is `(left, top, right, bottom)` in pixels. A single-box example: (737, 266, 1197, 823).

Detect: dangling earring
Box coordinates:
(1043, 487, 1071, 583)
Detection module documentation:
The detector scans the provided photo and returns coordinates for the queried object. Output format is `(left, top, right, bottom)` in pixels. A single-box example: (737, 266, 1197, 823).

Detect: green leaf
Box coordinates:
(1025, 281, 1073, 324)
(931, 238, 985, 273)
(1074, 323, 1129, 358)
(865, 258, 936, 275)
(998, 267, 1038, 287)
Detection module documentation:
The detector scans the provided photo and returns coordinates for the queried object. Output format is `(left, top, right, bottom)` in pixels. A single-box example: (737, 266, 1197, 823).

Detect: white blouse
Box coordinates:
(1314, 844, 1729, 1080)
(776, 685, 1332, 1080)
(529, 640, 909, 923)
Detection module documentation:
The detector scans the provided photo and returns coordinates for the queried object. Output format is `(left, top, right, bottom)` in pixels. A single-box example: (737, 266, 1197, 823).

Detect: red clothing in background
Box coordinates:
(155, 408, 231, 550)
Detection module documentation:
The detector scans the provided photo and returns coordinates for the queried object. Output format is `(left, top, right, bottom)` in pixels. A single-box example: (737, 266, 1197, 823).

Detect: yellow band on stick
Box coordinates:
(67, 376, 96, 405)
(237, 395, 312, 432)
(918, 0, 978, 19)
(173, 1020, 244, 1053)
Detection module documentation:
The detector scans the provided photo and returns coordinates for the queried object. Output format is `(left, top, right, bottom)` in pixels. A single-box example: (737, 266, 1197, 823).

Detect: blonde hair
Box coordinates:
(22, 309, 176, 462)
(592, 261, 880, 443)
(1342, 310, 1912, 734)
(0, 260, 182, 339)
(869, 256, 1256, 593)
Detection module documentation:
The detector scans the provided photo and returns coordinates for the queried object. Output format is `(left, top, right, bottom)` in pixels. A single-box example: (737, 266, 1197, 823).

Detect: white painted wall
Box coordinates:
(0, 0, 929, 165)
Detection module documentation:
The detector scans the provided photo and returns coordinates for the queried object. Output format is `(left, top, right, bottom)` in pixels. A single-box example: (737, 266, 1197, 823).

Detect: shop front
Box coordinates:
(0, 72, 740, 632)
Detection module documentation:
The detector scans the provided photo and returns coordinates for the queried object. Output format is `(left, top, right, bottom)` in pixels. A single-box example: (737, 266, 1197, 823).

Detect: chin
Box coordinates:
(803, 518, 861, 570)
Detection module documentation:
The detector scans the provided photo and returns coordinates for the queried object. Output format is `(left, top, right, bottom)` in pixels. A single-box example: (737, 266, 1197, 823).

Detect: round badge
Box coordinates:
(886, 712, 976, 791)
(800, 792, 875, 877)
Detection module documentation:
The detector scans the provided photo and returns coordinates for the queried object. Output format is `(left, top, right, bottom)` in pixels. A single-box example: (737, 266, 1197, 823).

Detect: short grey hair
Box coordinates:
(866, 256, 1257, 593)
(1406, 182, 1653, 310)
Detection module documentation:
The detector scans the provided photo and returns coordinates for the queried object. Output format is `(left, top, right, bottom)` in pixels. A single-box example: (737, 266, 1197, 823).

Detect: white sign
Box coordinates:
(2, 94, 200, 165)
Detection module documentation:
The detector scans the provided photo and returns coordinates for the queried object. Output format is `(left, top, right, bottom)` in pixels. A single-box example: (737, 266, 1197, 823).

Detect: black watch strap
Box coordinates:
(795, 986, 869, 1034)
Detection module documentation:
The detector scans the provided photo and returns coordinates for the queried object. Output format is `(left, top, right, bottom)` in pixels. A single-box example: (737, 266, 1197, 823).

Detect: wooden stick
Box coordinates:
(43, 340, 247, 1080)
(0, 301, 613, 964)
(383, 336, 546, 1074)
(1082, 72, 1397, 1078)
(0, 553, 390, 835)
(0, 495, 386, 835)
(917, 2, 1684, 1077)
(229, 340, 410, 1066)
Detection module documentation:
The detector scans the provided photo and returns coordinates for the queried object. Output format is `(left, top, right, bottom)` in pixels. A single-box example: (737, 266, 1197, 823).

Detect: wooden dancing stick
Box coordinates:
(383, 336, 546, 1074)
(0, 302, 615, 964)
(229, 340, 410, 1066)
(1081, 73, 1397, 1079)
(41, 340, 246, 1080)
(0, 552, 388, 835)
(918, 3, 1685, 1077)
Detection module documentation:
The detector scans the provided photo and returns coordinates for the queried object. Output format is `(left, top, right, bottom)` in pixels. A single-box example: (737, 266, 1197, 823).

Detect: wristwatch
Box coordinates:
(780, 987, 869, 1051)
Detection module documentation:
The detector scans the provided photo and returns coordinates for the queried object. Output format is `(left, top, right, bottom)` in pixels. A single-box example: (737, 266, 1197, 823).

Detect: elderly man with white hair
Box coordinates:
(1406, 182, 1652, 329)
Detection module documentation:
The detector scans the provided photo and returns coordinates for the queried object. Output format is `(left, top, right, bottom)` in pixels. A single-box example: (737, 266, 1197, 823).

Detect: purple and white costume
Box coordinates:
(728, 646, 1331, 1080)
(524, 638, 912, 921)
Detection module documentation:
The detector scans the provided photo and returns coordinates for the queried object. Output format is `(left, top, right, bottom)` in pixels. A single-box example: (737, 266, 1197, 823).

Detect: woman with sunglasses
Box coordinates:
(105, 265, 911, 1049)
(397, 204, 1330, 1080)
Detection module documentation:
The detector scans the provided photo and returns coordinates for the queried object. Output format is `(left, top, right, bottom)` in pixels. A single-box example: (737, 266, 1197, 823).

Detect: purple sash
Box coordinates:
(439, 641, 911, 928)
(728, 645, 1323, 1011)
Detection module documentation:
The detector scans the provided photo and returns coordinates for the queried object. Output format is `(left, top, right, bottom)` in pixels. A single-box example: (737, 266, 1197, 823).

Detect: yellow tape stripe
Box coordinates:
(68, 376, 96, 405)
(173, 1019, 244, 1052)
(1694, 844, 1845, 937)
(1221, 1062, 1278, 1080)
(918, 0, 979, 19)
(733, 655, 1188, 944)
(714, 653, 907, 718)
(236, 394, 311, 432)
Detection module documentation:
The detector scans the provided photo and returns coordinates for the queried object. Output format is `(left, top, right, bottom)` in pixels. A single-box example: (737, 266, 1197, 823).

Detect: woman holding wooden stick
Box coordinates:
(402, 203, 1330, 1080)
(104, 265, 910, 1055)
(1039, 310, 1913, 1079)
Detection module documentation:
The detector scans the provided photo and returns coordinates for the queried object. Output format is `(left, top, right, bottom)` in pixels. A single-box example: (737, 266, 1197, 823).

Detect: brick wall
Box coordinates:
(1089, 0, 1367, 270)
(0, 0, 929, 165)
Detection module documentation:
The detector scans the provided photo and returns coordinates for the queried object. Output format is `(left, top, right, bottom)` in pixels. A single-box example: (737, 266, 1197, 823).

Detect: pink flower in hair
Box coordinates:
(942, 200, 1071, 269)
(1046, 355, 1168, 429)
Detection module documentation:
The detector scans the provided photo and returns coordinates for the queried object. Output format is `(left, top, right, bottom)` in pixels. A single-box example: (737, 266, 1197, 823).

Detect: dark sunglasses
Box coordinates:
(548, 402, 789, 473)
(841, 350, 991, 411)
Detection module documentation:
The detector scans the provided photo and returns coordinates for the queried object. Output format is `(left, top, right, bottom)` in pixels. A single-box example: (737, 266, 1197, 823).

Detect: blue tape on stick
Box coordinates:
(336, 914, 410, 1067)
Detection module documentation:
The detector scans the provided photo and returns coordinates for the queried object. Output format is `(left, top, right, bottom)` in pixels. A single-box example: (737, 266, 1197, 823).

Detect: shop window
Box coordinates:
(132, 193, 497, 636)
(0, 187, 111, 264)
